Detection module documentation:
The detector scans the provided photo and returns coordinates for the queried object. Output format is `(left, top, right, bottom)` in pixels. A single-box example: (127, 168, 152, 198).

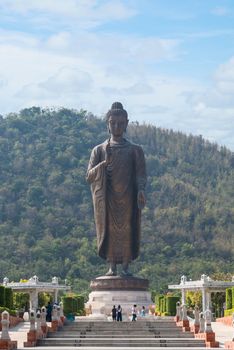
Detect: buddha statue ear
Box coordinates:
(124, 119, 129, 132)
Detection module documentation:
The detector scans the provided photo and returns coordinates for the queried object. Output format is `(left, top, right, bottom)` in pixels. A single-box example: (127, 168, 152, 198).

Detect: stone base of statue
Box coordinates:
(86, 275, 152, 318)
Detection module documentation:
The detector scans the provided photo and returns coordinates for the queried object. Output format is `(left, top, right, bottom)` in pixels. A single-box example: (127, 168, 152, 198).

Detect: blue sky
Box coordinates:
(0, 0, 234, 150)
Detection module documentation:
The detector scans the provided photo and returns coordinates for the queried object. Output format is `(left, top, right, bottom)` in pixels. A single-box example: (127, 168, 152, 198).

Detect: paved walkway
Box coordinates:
(0, 319, 233, 349)
(1, 321, 29, 348)
(0, 321, 52, 348)
(212, 321, 233, 348)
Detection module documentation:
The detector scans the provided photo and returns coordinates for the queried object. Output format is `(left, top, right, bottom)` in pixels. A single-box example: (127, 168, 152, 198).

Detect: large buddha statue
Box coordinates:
(87, 102, 146, 276)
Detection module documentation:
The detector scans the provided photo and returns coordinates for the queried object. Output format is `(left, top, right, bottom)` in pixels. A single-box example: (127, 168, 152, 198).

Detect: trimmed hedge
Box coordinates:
(0, 286, 16, 315)
(155, 294, 163, 313)
(226, 288, 232, 310)
(155, 294, 180, 316)
(166, 296, 180, 315)
(5, 288, 13, 309)
(0, 286, 5, 306)
(62, 296, 74, 315)
(224, 307, 234, 316)
(225, 287, 234, 316)
(62, 294, 85, 316)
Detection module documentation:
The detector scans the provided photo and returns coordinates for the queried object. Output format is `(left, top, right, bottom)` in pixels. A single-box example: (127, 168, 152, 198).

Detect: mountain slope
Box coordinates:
(0, 107, 233, 294)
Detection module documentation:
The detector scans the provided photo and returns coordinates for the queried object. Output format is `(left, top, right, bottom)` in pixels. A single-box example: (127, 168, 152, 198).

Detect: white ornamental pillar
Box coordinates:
(52, 304, 58, 321)
(205, 291, 211, 311)
(194, 306, 200, 326)
(29, 310, 36, 331)
(181, 289, 186, 305)
(41, 307, 47, 327)
(1, 311, 10, 340)
(204, 309, 213, 333)
(202, 288, 207, 313)
(54, 290, 58, 304)
(36, 310, 41, 336)
(29, 290, 38, 310)
(176, 301, 181, 321)
(59, 302, 64, 317)
(199, 312, 205, 333)
(181, 304, 188, 321)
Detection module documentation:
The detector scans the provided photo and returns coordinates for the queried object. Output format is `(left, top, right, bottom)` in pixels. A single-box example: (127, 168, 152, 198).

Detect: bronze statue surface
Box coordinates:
(87, 102, 146, 276)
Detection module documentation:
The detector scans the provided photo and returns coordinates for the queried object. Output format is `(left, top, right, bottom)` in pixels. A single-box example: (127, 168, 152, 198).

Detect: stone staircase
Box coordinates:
(33, 318, 209, 349)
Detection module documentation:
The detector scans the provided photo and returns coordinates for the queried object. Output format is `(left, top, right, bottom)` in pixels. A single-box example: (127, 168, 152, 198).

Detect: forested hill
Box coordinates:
(0, 107, 233, 295)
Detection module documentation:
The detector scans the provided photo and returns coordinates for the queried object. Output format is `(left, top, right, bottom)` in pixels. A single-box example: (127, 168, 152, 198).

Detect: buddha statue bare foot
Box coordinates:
(106, 263, 117, 276)
(121, 263, 132, 276)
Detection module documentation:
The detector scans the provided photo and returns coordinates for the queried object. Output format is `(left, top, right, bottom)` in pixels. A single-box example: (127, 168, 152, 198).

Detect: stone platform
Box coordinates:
(86, 275, 152, 316)
(90, 275, 149, 291)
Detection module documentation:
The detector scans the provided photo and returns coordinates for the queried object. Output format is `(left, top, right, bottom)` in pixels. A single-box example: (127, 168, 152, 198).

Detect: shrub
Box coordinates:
(226, 288, 232, 310)
(224, 308, 234, 317)
(5, 288, 13, 309)
(62, 294, 85, 316)
(62, 296, 74, 316)
(13, 293, 29, 311)
(166, 296, 180, 316)
(155, 294, 163, 312)
(0, 286, 5, 307)
(74, 295, 84, 312)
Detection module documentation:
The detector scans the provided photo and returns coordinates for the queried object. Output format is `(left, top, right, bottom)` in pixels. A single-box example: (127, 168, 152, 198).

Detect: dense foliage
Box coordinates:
(155, 294, 180, 316)
(225, 287, 234, 316)
(0, 285, 13, 311)
(0, 107, 233, 296)
(62, 294, 85, 316)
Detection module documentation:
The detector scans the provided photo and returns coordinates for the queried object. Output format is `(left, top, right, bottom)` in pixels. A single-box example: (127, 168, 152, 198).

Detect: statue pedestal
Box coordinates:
(86, 275, 152, 318)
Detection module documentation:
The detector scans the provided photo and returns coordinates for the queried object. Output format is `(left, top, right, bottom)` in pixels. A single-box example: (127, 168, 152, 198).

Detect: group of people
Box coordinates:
(111, 305, 123, 321)
(111, 304, 146, 321)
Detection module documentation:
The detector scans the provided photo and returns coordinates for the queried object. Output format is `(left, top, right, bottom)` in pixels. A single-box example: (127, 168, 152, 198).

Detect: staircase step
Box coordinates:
(38, 338, 205, 347)
(48, 333, 194, 338)
(31, 318, 210, 349)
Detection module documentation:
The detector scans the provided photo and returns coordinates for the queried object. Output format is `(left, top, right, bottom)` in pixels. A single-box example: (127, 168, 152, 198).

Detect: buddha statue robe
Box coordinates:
(87, 138, 146, 264)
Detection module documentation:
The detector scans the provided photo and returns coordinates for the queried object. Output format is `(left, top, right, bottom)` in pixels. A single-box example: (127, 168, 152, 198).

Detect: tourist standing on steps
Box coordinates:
(46, 301, 52, 322)
(117, 305, 122, 321)
(140, 305, 146, 317)
(131, 304, 137, 321)
(112, 305, 117, 321)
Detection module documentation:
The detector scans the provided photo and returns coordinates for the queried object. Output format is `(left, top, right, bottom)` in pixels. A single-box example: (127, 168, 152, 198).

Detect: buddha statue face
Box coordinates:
(108, 114, 128, 138)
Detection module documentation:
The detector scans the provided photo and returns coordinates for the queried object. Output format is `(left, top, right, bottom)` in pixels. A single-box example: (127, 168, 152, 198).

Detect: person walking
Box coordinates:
(117, 305, 122, 322)
(112, 305, 117, 321)
(131, 304, 137, 321)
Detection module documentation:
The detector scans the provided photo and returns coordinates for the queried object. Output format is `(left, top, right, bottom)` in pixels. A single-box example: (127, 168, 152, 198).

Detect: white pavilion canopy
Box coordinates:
(2, 275, 71, 310)
(168, 274, 234, 312)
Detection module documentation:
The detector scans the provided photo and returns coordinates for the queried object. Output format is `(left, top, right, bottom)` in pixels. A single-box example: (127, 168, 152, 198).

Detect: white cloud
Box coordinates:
(211, 6, 229, 16)
(180, 57, 234, 149)
(0, 29, 39, 47)
(0, 1, 234, 150)
(102, 82, 154, 95)
(215, 57, 234, 82)
(46, 32, 72, 50)
(0, 28, 181, 99)
(40, 67, 93, 93)
(0, 75, 7, 88)
(16, 67, 93, 100)
(188, 57, 234, 109)
(0, 0, 137, 29)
